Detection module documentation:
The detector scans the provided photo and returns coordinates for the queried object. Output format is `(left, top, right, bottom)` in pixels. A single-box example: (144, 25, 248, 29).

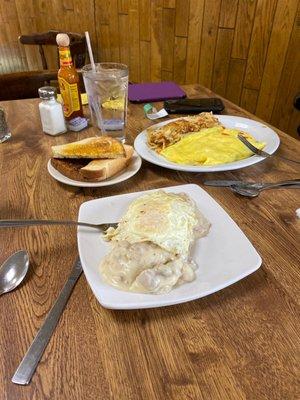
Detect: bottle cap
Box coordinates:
(56, 33, 70, 47)
(38, 86, 57, 100)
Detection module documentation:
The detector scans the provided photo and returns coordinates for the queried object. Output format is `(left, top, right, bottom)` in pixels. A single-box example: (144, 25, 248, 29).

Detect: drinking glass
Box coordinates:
(82, 63, 128, 142)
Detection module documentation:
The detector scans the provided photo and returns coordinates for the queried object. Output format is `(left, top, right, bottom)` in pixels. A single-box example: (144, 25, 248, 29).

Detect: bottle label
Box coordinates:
(59, 49, 72, 66)
(58, 77, 80, 117)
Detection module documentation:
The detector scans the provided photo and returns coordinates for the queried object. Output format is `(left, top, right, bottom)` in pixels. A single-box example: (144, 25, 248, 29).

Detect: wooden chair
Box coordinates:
(0, 71, 58, 101)
(0, 70, 85, 101)
(0, 31, 86, 101)
(19, 30, 87, 69)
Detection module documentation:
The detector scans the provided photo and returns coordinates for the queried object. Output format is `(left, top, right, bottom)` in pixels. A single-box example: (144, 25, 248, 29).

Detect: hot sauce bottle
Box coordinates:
(56, 33, 84, 121)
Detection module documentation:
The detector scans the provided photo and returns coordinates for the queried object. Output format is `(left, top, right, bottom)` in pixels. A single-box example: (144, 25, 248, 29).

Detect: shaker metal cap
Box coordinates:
(38, 86, 57, 100)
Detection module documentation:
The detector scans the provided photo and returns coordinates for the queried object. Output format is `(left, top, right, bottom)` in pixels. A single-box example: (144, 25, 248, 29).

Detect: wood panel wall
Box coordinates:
(0, 0, 299, 138)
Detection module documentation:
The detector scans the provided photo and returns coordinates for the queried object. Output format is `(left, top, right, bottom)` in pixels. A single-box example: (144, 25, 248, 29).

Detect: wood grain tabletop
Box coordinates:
(0, 85, 299, 400)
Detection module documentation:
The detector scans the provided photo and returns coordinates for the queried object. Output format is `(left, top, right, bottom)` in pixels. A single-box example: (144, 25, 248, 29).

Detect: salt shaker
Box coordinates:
(0, 107, 12, 143)
(38, 86, 67, 135)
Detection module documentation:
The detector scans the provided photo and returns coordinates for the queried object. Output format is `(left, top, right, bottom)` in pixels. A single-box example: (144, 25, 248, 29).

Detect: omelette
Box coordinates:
(160, 126, 266, 166)
(100, 191, 210, 294)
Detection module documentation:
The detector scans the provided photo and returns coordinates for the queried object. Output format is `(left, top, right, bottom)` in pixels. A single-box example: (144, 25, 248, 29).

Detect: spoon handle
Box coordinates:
(260, 180, 300, 190)
(12, 257, 82, 385)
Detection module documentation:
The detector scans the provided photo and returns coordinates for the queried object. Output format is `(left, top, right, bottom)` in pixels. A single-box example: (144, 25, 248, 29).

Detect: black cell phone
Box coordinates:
(164, 98, 225, 114)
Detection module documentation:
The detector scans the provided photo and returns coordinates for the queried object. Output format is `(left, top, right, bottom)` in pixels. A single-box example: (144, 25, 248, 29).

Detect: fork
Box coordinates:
(237, 134, 300, 164)
(0, 219, 118, 231)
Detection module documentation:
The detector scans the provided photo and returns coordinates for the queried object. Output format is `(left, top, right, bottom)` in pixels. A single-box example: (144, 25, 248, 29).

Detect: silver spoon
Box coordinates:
(0, 250, 29, 295)
(231, 181, 300, 197)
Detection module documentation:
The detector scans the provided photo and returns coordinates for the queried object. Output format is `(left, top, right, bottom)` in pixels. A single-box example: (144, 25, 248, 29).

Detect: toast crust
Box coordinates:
(51, 158, 92, 181)
(81, 145, 134, 180)
(52, 136, 125, 159)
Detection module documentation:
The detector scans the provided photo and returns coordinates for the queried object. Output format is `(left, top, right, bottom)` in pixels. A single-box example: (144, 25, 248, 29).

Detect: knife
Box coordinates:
(204, 179, 300, 189)
(12, 257, 83, 385)
(203, 180, 246, 187)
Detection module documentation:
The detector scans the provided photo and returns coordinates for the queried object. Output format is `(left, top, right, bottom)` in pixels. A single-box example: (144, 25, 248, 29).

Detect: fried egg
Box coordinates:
(101, 191, 210, 294)
(105, 191, 209, 257)
(160, 126, 266, 166)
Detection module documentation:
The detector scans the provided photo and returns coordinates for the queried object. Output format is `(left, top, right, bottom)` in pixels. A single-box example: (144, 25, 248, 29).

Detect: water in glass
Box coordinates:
(82, 63, 128, 142)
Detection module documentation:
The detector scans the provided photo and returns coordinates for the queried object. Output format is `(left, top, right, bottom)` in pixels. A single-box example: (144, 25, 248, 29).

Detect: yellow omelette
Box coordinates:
(160, 126, 265, 166)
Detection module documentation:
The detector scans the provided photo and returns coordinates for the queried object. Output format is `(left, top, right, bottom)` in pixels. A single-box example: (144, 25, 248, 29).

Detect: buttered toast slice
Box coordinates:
(52, 136, 125, 159)
(81, 145, 134, 180)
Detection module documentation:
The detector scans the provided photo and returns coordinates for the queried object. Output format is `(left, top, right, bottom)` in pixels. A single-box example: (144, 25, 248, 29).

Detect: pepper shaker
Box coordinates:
(0, 107, 12, 143)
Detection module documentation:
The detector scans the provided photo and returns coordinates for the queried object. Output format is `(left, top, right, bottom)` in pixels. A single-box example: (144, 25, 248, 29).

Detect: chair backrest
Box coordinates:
(0, 71, 58, 101)
(19, 30, 87, 69)
(0, 70, 85, 101)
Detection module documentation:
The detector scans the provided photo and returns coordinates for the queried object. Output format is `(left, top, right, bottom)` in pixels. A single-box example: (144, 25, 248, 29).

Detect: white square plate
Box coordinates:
(77, 184, 262, 309)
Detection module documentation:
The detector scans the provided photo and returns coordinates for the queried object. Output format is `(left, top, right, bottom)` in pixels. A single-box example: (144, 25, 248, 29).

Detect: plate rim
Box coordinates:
(134, 115, 280, 172)
(47, 150, 142, 187)
(77, 183, 262, 310)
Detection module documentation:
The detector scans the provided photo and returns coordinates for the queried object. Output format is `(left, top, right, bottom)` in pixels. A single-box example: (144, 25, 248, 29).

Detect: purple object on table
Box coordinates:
(128, 81, 186, 103)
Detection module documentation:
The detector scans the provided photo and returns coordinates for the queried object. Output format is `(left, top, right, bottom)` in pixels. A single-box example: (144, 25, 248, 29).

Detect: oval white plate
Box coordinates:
(134, 115, 280, 172)
(47, 150, 142, 187)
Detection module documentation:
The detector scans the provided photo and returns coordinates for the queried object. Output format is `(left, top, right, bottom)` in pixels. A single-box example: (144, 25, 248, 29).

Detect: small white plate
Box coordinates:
(77, 184, 262, 310)
(47, 151, 142, 187)
(134, 115, 280, 172)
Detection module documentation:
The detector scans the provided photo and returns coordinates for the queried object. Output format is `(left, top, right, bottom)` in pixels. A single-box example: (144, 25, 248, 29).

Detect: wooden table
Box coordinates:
(0, 85, 299, 400)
